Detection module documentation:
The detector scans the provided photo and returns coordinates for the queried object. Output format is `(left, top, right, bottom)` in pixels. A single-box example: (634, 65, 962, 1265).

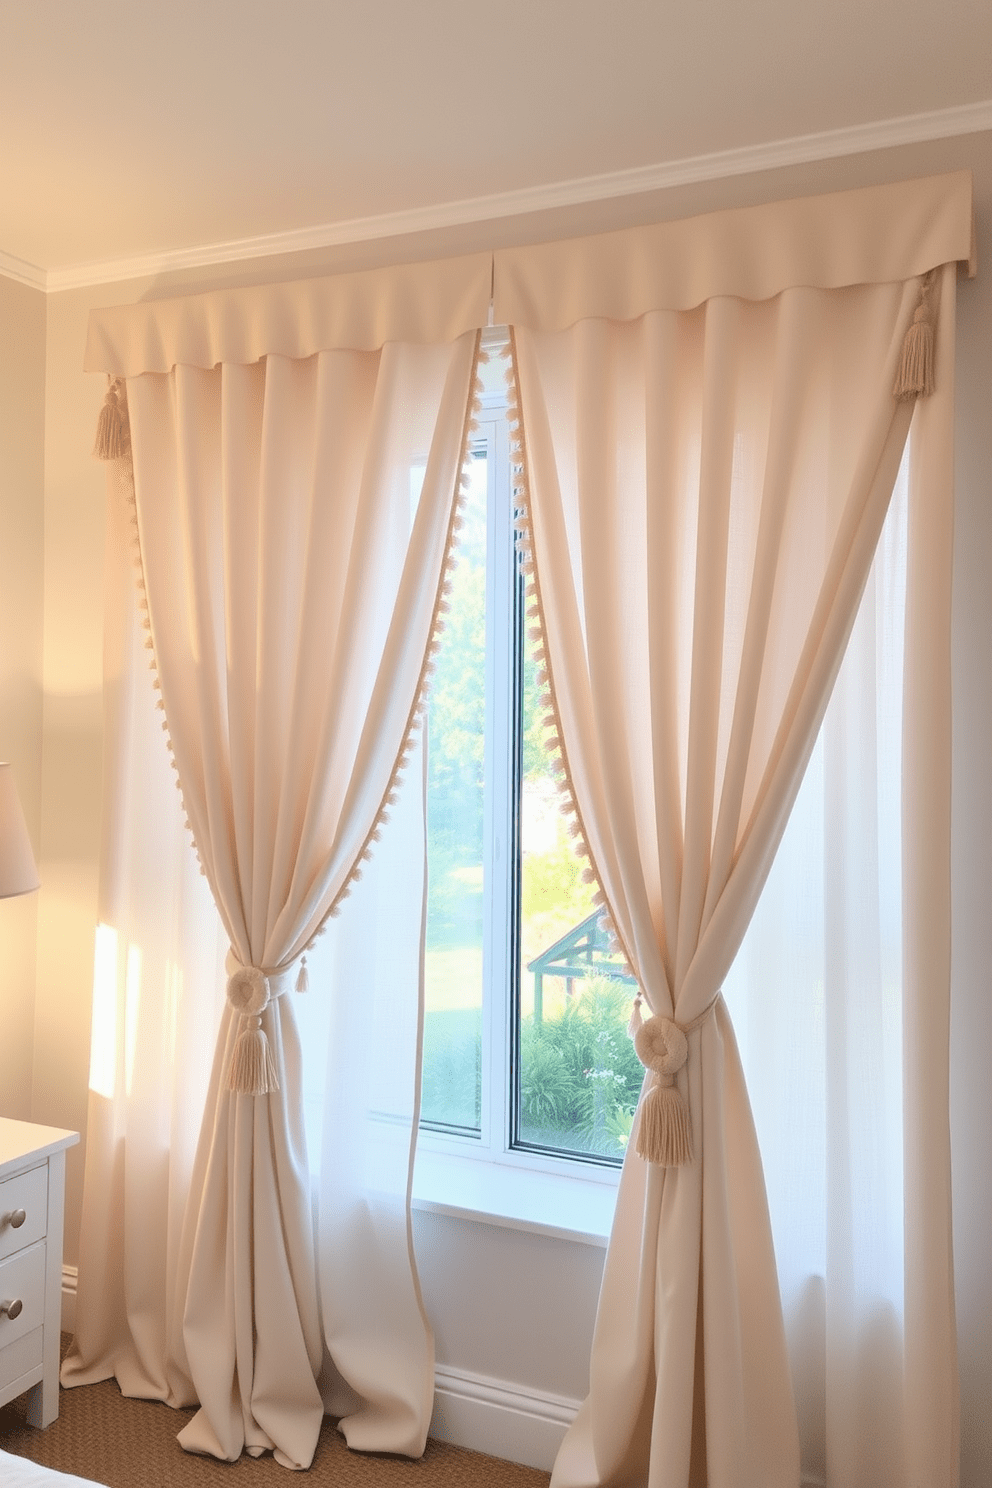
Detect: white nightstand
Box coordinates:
(0, 1118, 78, 1428)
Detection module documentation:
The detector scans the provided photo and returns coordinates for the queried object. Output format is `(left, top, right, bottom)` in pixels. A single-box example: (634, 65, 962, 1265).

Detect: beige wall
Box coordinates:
(14, 129, 992, 1483)
(34, 283, 133, 1243)
(0, 273, 45, 1121)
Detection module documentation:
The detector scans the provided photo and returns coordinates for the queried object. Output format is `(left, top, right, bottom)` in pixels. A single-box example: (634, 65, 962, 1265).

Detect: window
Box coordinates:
(420, 335, 639, 1175)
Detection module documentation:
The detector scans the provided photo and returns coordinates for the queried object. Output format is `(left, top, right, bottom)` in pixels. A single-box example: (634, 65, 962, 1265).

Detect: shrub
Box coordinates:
(519, 975, 642, 1159)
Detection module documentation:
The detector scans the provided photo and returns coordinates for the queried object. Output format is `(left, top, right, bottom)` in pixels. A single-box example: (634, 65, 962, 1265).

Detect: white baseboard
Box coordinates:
(430, 1366, 830, 1482)
(429, 1364, 580, 1472)
(61, 1264, 77, 1335)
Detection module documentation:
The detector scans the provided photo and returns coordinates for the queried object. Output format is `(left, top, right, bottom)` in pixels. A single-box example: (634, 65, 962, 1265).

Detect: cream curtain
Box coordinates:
(66, 177, 969, 1485)
(495, 176, 970, 1488)
(725, 358, 956, 1488)
(65, 257, 490, 1468)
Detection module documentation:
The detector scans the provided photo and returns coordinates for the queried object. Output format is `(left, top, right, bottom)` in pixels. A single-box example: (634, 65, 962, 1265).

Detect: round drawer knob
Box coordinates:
(7, 1209, 27, 1230)
(0, 1298, 23, 1320)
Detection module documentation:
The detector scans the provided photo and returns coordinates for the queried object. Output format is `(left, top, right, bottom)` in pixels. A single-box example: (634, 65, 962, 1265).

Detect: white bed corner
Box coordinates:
(0, 1447, 108, 1487)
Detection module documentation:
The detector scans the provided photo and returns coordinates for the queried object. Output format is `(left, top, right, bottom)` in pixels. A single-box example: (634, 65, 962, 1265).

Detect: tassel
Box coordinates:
(627, 993, 644, 1039)
(93, 377, 131, 460)
(635, 1079, 692, 1167)
(632, 1011, 691, 1166)
(893, 270, 937, 400)
(295, 955, 309, 994)
(228, 1016, 279, 1095)
(893, 317, 934, 399)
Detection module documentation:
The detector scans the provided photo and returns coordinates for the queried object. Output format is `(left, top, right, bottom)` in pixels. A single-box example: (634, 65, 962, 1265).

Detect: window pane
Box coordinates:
(421, 451, 488, 1132)
(515, 619, 641, 1163)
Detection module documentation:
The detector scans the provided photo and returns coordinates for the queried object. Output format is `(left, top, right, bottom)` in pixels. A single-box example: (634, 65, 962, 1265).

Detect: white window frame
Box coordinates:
(413, 339, 620, 1242)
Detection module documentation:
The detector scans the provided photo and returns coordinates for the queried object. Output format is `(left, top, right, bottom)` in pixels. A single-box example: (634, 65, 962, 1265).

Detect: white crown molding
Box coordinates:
(0, 245, 48, 291)
(8, 97, 992, 295)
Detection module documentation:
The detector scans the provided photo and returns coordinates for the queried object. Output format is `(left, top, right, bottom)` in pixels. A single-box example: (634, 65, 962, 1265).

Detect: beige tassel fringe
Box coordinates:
(228, 1016, 280, 1095)
(635, 1079, 692, 1167)
(93, 376, 131, 460)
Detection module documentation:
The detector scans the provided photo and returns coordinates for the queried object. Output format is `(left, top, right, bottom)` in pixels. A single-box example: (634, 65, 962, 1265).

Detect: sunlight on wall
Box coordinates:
(88, 921, 119, 1098)
(124, 944, 142, 1097)
(90, 926, 149, 1099)
(164, 959, 182, 1076)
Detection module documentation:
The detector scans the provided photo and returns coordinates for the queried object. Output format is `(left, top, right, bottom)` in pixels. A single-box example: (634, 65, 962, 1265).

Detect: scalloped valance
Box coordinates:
(84, 171, 974, 377)
(84, 251, 494, 374)
(493, 170, 975, 330)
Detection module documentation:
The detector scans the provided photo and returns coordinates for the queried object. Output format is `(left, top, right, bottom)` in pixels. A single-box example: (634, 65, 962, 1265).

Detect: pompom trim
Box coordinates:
(312, 327, 486, 940)
(504, 327, 637, 989)
(102, 332, 488, 963)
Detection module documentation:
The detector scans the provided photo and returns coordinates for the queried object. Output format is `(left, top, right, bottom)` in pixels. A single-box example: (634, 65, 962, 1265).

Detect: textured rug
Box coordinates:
(0, 1341, 550, 1488)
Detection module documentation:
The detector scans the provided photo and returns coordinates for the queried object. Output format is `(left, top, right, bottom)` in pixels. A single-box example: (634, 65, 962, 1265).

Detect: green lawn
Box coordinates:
(424, 943, 483, 1011)
(421, 1004, 481, 1128)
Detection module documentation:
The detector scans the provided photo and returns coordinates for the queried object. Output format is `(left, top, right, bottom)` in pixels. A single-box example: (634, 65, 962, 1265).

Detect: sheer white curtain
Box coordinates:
(725, 421, 950, 1488)
(64, 453, 229, 1408)
(304, 739, 437, 1453)
(65, 258, 491, 1469)
(495, 175, 969, 1488)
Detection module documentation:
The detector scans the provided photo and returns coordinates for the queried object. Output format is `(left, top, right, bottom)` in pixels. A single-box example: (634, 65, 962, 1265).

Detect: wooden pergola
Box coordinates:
(526, 911, 636, 1025)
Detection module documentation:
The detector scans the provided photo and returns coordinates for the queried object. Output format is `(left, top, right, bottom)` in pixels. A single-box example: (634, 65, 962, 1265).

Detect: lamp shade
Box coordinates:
(0, 763, 40, 898)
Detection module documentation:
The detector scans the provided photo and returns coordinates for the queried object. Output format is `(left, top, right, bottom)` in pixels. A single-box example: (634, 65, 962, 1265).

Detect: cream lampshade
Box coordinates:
(0, 763, 40, 898)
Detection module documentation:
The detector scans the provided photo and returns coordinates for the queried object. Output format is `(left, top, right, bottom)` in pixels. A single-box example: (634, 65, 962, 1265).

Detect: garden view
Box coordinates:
(421, 448, 643, 1162)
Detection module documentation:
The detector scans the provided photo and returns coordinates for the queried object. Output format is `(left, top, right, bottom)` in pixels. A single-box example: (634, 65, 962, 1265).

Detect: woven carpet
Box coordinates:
(0, 1339, 550, 1488)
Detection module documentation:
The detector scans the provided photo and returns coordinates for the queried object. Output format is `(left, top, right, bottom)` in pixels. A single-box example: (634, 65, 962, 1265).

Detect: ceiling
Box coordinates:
(1, 0, 990, 282)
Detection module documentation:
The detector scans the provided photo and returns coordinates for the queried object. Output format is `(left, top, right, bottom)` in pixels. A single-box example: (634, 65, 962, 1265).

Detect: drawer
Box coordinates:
(0, 1240, 46, 1353)
(0, 1164, 47, 1261)
(0, 1324, 43, 1400)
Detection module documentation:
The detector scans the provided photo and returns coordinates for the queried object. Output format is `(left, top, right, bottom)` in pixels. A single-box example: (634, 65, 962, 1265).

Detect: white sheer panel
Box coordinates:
(64, 457, 227, 1405)
(725, 461, 908, 1487)
(299, 744, 434, 1454)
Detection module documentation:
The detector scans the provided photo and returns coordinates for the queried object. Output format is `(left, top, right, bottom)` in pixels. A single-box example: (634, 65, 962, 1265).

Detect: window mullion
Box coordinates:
(482, 408, 513, 1155)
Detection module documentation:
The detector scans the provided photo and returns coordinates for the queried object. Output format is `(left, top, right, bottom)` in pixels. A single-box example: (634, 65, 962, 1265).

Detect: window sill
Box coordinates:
(411, 1144, 618, 1247)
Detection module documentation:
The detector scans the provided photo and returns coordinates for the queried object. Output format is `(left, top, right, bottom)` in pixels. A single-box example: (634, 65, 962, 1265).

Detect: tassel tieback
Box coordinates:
(224, 953, 310, 1095)
(93, 376, 131, 460)
(628, 994, 719, 1167)
(229, 1014, 279, 1096)
(633, 1014, 693, 1167)
(893, 269, 938, 400)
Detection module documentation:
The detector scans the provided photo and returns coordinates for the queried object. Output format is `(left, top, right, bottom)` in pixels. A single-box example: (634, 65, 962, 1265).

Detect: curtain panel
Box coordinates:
(66, 254, 491, 1468)
(69, 174, 972, 1483)
(494, 175, 971, 1488)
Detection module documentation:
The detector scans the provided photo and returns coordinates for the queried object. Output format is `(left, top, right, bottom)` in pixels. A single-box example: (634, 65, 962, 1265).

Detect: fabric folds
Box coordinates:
(493, 170, 973, 331)
(72, 169, 970, 1484)
(512, 267, 960, 1488)
(84, 252, 493, 375)
(65, 332, 481, 1468)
